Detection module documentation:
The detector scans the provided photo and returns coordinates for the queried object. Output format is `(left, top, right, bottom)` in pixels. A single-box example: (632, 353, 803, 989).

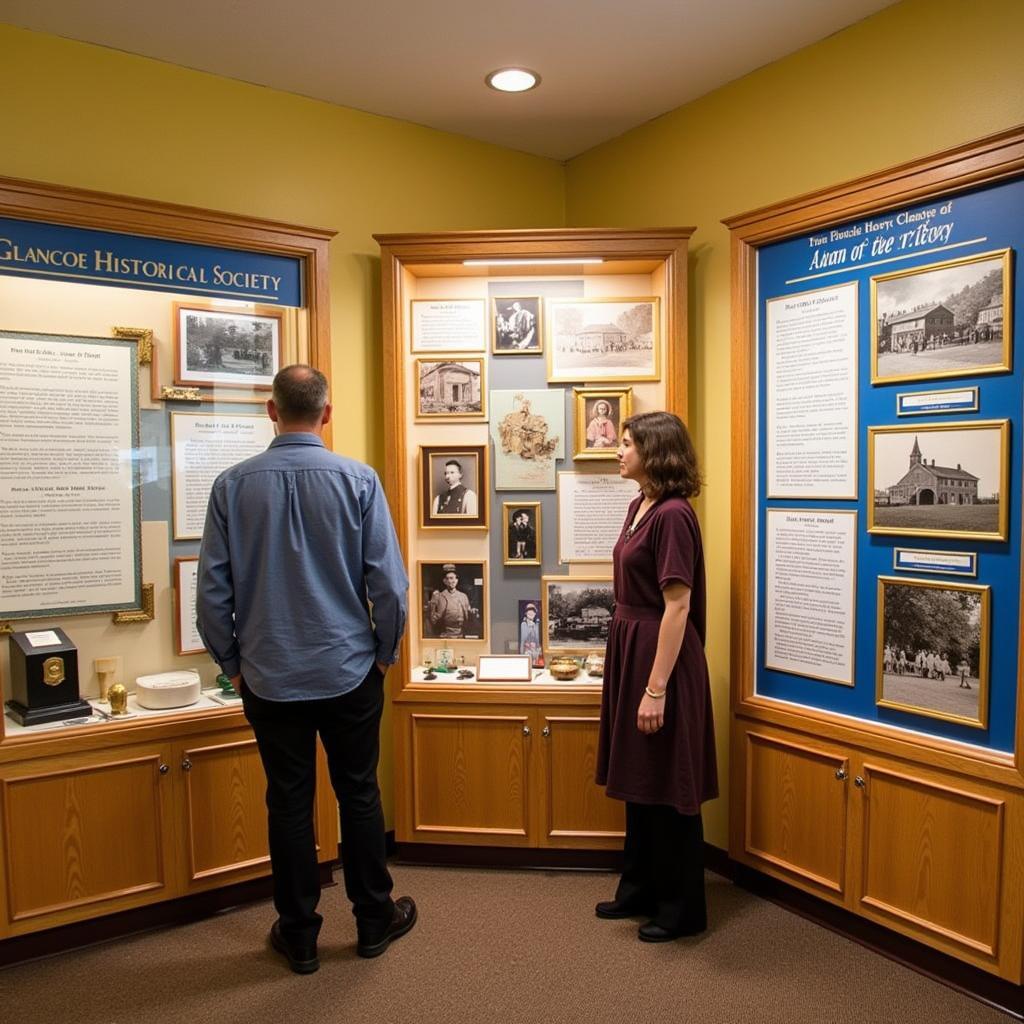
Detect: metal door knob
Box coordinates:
(835, 767, 848, 781)
(158, 763, 169, 775)
(181, 758, 192, 772)
(542, 726, 551, 737)
(854, 775, 866, 788)
(522, 726, 531, 736)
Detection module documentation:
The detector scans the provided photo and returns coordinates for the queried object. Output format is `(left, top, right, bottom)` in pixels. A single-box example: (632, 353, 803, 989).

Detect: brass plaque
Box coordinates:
(43, 656, 65, 687)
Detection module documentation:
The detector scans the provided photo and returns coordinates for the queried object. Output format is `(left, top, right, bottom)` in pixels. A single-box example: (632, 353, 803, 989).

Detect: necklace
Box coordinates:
(625, 496, 654, 539)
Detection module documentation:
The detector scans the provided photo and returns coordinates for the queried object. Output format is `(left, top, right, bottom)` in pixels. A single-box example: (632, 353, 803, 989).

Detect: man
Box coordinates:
(197, 364, 415, 975)
(427, 564, 474, 638)
(431, 458, 477, 516)
(506, 300, 536, 349)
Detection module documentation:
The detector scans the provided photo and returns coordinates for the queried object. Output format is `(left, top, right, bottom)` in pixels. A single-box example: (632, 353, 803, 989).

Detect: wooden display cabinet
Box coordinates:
(727, 126, 1024, 981)
(376, 227, 693, 857)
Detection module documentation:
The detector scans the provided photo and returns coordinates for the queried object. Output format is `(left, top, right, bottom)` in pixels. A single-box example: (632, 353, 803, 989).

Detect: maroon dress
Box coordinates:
(596, 494, 718, 814)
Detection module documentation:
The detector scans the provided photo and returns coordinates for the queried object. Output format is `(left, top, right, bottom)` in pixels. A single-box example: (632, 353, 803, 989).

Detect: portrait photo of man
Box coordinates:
(492, 296, 542, 354)
(420, 445, 488, 529)
(421, 562, 486, 640)
(503, 502, 541, 565)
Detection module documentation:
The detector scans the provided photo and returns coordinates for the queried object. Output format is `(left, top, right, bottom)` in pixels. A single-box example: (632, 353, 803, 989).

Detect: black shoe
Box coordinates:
(638, 920, 706, 943)
(269, 921, 320, 974)
(595, 897, 654, 919)
(356, 896, 417, 958)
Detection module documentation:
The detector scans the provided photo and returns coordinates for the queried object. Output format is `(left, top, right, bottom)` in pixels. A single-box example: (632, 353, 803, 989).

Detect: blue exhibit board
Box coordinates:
(755, 175, 1023, 752)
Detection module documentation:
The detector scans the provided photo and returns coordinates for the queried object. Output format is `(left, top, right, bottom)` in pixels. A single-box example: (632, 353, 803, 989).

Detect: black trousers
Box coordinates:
(242, 666, 394, 946)
(614, 802, 707, 932)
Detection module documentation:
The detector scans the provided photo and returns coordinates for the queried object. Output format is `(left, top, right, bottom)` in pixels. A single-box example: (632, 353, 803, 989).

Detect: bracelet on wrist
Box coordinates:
(644, 686, 666, 699)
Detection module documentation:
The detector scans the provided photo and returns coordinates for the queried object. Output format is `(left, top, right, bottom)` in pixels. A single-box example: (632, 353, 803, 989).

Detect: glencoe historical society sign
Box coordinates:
(0, 216, 302, 306)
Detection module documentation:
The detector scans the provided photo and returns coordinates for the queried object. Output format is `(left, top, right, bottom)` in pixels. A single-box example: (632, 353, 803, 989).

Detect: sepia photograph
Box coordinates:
(546, 297, 660, 382)
(868, 420, 1008, 540)
(541, 575, 614, 655)
(492, 296, 542, 354)
(175, 304, 282, 389)
(419, 561, 487, 641)
(518, 598, 543, 665)
(871, 248, 1012, 384)
(876, 576, 989, 728)
(573, 387, 632, 460)
(420, 445, 488, 529)
(415, 357, 486, 419)
(503, 502, 542, 565)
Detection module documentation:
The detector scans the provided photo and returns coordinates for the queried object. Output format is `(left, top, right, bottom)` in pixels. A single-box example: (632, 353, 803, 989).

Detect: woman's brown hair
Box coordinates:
(622, 411, 702, 499)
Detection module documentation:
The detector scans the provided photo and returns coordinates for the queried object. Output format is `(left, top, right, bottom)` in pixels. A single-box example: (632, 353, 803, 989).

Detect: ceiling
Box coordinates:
(0, 0, 897, 160)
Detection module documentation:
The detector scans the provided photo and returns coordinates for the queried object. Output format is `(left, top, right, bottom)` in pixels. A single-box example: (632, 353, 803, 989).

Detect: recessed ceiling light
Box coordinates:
(486, 68, 540, 93)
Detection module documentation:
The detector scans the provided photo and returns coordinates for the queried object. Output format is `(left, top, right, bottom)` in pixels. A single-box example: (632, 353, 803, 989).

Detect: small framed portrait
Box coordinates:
(868, 420, 1008, 540)
(518, 598, 543, 666)
(492, 296, 542, 354)
(871, 248, 1012, 385)
(503, 502, 542, 566)
(546, 297, 660, 383)
(876, 576, 990, 729)
(174, 303, 282, 390)
(419, 445, 488, 530)
(541, 575, 614, 656)
(419, 561, 487, 642)
(415, 357, 486, 420)
(573, 387, 632, 460)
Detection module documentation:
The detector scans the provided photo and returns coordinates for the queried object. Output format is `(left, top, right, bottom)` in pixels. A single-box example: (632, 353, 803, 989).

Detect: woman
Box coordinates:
(595, 411, 717, 941)
(519, 602, 541, 664)
(586, 399, 618, 449)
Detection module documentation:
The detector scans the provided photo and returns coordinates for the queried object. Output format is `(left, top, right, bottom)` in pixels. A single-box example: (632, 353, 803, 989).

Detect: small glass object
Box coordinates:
(422, 648, 437, 680)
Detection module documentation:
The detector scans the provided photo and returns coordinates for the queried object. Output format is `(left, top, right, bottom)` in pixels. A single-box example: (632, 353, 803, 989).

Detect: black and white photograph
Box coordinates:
(518, 598, 543, 665)
(175, 304, 282, 390)
(573, 387, 632, 460)
(868, 420, 1008, 540)
(419, 560, 487, 641)
(876, 576, 989, 728)
(871, 248, 1012, 384)
(492, 296, 542, 354)
(415, 357, 486, 419)
(541, 575, 614, 655)
(419, 444, 488, 530)
(503, 502, 541, 565)
(547, 297, 660, 382)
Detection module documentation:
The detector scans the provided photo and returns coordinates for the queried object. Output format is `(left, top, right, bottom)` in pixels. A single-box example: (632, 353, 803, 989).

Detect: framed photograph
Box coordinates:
(541, 575, 614, 656)
(546, 296, 660, 383)
(411, 298, 486, 352)
(477, 655, 533, 682)
(867, 420, 1008, 540)
(518, 599, 543, 665)
(173, 557, 205, 656)
(174, 304, 282, 390)
(419, 561, 487, 641)
(492, 296, 542, 354)
(503, 502, 542, 566)
(573, 387, 631, 460)
(419, 445, 488, 530)
(871, 248, 1012, 385)
(415, 357, 486, 420)
(876, 575, 989, 728)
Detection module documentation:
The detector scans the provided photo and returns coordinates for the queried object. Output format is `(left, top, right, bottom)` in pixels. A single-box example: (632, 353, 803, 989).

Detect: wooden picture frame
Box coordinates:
(173, 556, 206, 656)
(573, 386, 631, 460)
(492, 295, 542, 354)
(502, 501, 542, 566)
(541, 574, 614, 656)
(174, 302, 283, 390)
(419, 444, 488, 530)
(415, 356, 486, 420)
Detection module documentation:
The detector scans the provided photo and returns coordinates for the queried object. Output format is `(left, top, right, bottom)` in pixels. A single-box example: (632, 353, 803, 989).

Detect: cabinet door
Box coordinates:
(537, 711, 624, 849)
(402, 707, 533, 846)
(852, 759, 1023, 980)
(740, 727, 851, 901)
(0, 744, 174, 933)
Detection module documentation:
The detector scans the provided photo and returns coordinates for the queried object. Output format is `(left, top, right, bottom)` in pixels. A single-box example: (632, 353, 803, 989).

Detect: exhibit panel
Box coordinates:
(376, 228, 691, 852)
(0, 176, 339, 940)
(728, 126, 1024, 980)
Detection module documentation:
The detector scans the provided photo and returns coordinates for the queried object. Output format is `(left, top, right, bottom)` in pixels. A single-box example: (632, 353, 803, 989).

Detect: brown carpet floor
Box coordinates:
(0, 866, 1008, 1023)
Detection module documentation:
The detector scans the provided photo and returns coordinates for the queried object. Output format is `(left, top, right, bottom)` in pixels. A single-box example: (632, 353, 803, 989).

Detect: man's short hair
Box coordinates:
(272, 365, 328, 424)
(444, 459, 463, 472)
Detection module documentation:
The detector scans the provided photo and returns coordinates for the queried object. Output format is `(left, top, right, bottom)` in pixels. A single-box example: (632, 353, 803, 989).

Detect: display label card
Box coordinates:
(411, 299, 486, 352)
(897, 387, 979, 416)
(893, 548, 977, 577)
(557, 472, 639, 562)
(25, 630, 62, 648)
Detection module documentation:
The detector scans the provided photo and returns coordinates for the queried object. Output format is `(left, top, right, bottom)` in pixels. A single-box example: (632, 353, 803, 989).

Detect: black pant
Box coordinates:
(242, 666, 394, 946)
(615, 802, 707, 932)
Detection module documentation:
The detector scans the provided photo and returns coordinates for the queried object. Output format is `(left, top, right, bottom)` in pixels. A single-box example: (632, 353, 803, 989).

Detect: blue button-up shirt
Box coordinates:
(196, 432, 408, 701)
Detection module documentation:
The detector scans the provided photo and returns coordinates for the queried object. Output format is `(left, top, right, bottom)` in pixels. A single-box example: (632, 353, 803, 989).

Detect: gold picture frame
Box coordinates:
(546, 296, 660, 383)
(871, 248, 1012, 385)
(573, 386, 632, 460)
(541, 574, 614, 656)
(867, 419, 1008, 540)
(414, 356, 486, 421)
(491, 296, 542, 354)
(876, 575, 990, 729)
(418, 560, 488, 643)
(502, 501, 542, 566)
(419, 444, 488, 530)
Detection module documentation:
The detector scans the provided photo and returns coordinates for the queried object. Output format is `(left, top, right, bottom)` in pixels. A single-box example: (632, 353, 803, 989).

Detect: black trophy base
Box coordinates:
(5, 698, 93, 727)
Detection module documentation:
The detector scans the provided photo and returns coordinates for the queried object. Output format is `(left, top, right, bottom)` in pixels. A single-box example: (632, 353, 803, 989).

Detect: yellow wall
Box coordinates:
(566, 0, 1024, 845)
(0, 22, 565, 826)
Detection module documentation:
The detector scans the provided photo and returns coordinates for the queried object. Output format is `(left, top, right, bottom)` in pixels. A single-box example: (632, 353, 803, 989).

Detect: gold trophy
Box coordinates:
(107, 683, 129, 716)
